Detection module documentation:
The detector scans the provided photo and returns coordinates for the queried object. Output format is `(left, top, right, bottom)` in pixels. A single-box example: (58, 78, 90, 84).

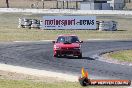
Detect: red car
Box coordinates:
(53, 35, 83, 58)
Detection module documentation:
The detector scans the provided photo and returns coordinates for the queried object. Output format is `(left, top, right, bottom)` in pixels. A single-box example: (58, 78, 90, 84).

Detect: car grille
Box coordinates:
(61, 47, 74, 50)
(61, 51, 73, 54)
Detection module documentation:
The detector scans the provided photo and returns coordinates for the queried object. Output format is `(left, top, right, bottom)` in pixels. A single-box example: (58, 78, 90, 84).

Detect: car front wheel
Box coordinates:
(78, 54, 82, 59)
(53, 52, 58, 57)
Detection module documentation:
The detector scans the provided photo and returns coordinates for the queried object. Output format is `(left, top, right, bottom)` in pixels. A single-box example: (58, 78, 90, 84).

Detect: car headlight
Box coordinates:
(54, 45, 61, 50)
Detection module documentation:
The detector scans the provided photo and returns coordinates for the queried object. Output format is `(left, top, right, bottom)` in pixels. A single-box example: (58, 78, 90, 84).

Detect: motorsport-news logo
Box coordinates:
(44, 19, 95, 26)
(43, 16, 96, 29)
(78, 67, 131, 86)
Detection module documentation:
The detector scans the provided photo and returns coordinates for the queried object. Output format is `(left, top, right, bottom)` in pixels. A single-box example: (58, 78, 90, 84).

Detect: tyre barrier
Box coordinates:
(31, 19, 40, 29)
(99, 21, 118, 31)
(18, 18, 41, 29)
(39, 20, 43, 29)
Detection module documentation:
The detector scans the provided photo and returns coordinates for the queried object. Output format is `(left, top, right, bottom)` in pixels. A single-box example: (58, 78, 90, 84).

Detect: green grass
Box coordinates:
(0, 13, 132, 41)
(0, 79, 127, 88)
(109, 50, 132, 62)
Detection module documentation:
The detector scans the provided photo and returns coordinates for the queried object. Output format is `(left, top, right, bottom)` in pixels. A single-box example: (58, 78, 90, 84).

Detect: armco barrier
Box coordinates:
(0, 8, 132, 15)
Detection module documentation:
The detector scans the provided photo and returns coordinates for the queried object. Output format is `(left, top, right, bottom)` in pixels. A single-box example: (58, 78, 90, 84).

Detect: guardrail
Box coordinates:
(0, 8, 132, 15)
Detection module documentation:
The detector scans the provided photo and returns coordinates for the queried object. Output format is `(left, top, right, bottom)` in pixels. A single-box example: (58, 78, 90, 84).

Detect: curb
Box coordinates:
(92, 50, 132, 67)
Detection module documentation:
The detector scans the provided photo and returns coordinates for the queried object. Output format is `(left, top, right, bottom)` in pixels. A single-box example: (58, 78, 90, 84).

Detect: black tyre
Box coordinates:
(53, 53, 58, 57)
(78, 54, 82, 59)
(79, 77, 90, 86)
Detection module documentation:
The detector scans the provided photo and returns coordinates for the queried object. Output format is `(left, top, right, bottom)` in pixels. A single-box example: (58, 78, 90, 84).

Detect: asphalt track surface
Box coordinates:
(0, 40, 132, 80)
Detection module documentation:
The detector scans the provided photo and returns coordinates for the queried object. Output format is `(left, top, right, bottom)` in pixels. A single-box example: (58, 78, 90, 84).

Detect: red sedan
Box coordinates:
(52, 35, 83, 58)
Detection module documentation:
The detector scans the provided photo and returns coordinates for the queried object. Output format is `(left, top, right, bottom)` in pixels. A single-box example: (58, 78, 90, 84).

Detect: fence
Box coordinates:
(0, 0, 79, 9)
(0, 0, 132, 10)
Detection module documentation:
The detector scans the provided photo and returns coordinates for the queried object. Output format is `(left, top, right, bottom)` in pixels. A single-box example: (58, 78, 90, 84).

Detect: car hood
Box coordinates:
(55, 43, 80, 48)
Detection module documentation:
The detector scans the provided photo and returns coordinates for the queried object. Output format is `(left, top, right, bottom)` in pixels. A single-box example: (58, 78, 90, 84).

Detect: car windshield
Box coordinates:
(56, 36, 79, 43)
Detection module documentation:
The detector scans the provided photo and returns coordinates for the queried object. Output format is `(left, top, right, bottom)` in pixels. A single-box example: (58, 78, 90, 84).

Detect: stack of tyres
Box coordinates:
(96, 21, 100, 30)
(18, 18, 25, 28)
(31, 19, 40, 29)
(39, 20, 43, 29)
(112, 21, 118, 31)
(99, 21, 118, 31)
(18, 18, 22, 28)
(18, 18, 41, 29)
(24, 19, 32, 29)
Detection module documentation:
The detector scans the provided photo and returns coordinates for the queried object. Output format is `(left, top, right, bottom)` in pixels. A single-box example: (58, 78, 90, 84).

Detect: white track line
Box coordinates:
(0, 8, 132, 15)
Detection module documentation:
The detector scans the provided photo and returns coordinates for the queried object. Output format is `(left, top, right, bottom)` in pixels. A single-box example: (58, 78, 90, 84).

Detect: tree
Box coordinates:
(6, 0, 9, 8)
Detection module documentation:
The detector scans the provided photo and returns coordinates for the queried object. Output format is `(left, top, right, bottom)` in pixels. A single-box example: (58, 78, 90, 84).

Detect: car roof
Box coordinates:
(58, 34, 77, 37)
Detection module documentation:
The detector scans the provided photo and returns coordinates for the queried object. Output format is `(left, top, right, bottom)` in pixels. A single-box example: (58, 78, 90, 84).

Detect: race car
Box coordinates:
(52, 35, 83, 58)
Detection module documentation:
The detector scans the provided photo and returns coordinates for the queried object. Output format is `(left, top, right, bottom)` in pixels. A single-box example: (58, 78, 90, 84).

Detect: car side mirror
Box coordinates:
(52, 41, 55, 43)
(80, 41, 83, 43)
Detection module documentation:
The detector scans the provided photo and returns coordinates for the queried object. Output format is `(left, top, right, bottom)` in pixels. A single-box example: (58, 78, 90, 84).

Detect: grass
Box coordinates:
(0, 13, 132, 41)
(0, 70, 128, 88)
(0, 79, 127, 88)
(109, 50, 132, 62)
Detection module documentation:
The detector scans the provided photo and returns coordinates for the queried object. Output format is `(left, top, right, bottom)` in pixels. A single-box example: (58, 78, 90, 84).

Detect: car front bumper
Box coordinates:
(54, 49, 81, 56)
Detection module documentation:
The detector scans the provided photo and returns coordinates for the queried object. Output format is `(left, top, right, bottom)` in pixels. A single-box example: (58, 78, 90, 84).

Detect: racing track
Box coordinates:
(0, 40, 132, 80)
